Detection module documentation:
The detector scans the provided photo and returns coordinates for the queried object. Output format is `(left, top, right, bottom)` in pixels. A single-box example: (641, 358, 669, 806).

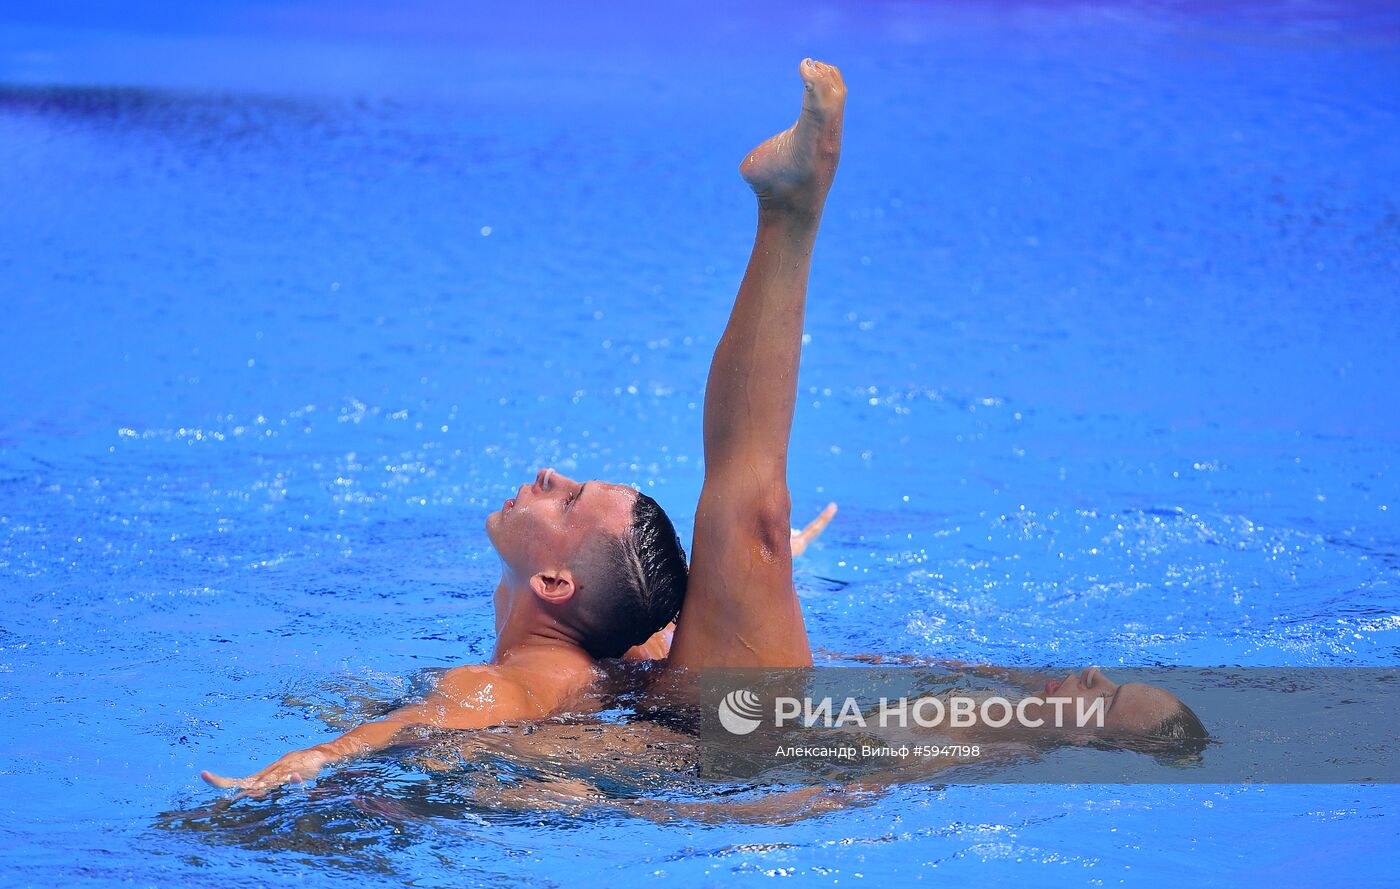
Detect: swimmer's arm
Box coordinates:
(621, 782, 883, 825)
(823, 653, 1051, 692)
(621, 503, 837, 661)
(201, 670, 531, 797)
(790, 502, 838, 558)
(933, 659, 1052, 691)
(314, 673, 535, 758)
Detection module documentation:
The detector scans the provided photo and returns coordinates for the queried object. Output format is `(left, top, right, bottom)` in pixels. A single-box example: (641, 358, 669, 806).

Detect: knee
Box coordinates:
(750, 489, 793, 556)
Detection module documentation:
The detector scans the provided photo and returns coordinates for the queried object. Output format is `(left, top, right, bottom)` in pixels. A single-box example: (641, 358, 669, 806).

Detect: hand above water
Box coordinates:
(791, 502, 837, 558)
(201, 746, 331, 798)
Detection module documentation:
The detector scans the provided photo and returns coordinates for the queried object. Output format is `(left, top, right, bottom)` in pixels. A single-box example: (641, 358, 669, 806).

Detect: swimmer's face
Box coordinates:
(485, 468, 636, 584)
(1042, 666, 1184, 733)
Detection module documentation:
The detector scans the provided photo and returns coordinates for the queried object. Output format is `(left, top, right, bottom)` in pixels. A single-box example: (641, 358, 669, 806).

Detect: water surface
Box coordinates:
(2, 1, 1398, 885)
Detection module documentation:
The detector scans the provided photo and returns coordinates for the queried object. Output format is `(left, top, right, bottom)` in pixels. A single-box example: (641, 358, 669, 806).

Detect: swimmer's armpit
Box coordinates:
(621, 502, 838, 662)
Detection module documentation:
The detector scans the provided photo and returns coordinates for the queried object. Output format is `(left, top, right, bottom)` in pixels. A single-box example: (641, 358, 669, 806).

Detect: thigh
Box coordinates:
(667, 489, 812, 669)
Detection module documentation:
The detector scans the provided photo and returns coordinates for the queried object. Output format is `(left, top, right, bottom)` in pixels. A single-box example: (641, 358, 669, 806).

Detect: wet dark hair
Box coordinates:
(1087, 701, 1210, 765)
(1150, 702, 1209, 745)
(575, 492, 688, 659)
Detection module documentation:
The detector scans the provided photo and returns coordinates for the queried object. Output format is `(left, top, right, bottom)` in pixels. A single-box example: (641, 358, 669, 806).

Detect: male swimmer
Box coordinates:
(204, 58, 1201, 796)
(203, 59, 846, 795)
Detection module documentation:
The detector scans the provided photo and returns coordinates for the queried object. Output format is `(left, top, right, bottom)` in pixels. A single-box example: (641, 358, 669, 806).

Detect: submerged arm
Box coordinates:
(201, 669, 531, 797)
(827, 652, 1053, 693)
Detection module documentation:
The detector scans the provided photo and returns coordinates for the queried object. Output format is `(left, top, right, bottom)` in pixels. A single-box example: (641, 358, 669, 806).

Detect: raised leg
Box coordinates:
(668, 59, 845, 670)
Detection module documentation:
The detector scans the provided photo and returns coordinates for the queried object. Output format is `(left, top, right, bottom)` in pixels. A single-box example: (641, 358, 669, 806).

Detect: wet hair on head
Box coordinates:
(1106, 701, 1211, 765)
(1079, 700, 1210, 768)
(1150, 701, 1209, 744)
(574, 491, 688, 659)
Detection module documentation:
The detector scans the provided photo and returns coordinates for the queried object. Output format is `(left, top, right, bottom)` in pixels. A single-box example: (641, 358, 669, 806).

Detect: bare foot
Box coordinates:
(740, 58, 846, 215)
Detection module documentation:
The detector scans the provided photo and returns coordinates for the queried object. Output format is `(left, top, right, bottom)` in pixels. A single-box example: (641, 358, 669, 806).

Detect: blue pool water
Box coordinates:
(2, 1, 1399, 885)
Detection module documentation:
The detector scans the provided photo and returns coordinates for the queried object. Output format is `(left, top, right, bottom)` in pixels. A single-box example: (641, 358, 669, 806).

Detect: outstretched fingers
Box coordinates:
(200, 770, 241, 789)
(202, 766, 307, 798)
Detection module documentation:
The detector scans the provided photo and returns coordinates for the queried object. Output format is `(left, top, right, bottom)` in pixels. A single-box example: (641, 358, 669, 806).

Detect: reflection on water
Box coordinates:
(154, 660, 1397, 872)
(154, 661, 929, 874)
(152, 662, 1202, 870)
(154, 715, 874, 878)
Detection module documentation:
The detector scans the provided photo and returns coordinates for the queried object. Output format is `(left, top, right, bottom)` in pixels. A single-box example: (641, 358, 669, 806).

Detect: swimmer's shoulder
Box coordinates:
(434, 661, 592, 721)
(431, 664, 535, 717)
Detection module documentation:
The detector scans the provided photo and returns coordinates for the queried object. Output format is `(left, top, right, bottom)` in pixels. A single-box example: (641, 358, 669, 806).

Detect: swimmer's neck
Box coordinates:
(489, 577, 595, 669)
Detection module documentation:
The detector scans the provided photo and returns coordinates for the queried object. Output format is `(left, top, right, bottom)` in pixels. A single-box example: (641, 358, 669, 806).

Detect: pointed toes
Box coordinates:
(797, 59, 846, 104)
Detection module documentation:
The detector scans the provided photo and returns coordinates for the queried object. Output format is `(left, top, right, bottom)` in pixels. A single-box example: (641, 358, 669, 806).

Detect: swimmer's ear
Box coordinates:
(529, 569, 577, 605)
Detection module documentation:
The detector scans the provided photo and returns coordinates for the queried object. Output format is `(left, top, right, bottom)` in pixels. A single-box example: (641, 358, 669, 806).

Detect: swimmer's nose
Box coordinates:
(535, 468, 579, 493)
(1082, 666, 1107, 687)
(534, 468, 554, 491)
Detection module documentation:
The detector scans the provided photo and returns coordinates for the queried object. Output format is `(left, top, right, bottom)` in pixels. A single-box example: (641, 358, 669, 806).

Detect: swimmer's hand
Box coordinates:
(790, 502, 837, 558)
(201, 747, 330, 798)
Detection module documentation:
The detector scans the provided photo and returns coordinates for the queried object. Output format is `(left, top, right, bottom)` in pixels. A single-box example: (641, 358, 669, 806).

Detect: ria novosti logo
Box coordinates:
(716, 688, 1115, 734)
(717, 689, 765, 735)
